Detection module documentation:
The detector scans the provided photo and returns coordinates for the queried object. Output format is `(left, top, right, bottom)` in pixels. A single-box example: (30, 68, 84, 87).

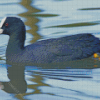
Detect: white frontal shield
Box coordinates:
(0, 17, 7, 34)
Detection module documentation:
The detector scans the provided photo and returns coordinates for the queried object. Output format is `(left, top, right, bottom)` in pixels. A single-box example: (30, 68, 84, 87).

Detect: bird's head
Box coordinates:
(0, 17, 25, 36)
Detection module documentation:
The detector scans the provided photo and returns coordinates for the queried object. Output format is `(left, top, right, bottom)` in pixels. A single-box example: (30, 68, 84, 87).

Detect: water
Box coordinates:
(0, 0, 100, 100)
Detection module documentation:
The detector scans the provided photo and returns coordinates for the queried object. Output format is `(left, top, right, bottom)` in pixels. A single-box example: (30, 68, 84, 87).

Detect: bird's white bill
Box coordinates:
(0, 17, 7, 28)
(0, 29, 3, 34)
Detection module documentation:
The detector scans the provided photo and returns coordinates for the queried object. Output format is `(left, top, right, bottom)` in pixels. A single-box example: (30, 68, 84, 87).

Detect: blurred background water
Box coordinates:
(0, 0, 100, 100)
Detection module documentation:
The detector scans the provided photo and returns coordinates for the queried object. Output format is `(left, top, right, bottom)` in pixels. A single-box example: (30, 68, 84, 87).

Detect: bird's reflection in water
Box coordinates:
(0, 65, 27, 94)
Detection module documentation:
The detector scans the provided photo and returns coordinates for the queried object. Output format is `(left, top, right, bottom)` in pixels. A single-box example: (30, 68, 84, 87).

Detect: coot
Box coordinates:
(0, 17, 100, 66)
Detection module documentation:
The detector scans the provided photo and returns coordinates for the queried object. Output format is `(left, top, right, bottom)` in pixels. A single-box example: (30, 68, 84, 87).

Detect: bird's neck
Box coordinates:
(6, 29, 26, 54)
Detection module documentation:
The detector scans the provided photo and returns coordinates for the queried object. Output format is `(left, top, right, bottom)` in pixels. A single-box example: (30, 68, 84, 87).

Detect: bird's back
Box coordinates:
(32, 33, 100, 63)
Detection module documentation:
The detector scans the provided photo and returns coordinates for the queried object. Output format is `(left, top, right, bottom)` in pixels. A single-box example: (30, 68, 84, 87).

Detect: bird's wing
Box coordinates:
(34, 34, 100, 60)
(46, 34, 100, 59)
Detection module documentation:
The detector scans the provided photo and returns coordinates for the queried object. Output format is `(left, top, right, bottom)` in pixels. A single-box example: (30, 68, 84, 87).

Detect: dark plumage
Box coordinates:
(0, 17, 100, 66)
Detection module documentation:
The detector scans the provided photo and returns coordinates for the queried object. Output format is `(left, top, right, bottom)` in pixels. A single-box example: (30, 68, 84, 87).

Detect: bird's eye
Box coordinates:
(5, 23, 8, 26)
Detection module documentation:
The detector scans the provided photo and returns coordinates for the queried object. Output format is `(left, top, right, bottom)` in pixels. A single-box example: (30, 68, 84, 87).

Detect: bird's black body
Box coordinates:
(0, 17, 100, 66)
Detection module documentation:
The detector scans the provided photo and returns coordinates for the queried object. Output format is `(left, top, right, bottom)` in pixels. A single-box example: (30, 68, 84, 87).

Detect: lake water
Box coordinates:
(0, 0, 100, 100)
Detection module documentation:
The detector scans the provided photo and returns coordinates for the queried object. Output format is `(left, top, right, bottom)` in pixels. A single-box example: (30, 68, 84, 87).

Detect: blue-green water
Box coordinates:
(0, 0, 100, 100)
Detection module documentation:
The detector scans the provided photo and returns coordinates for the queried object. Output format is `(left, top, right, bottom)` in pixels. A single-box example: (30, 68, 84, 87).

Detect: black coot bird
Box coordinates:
(0, 17, 100, 66)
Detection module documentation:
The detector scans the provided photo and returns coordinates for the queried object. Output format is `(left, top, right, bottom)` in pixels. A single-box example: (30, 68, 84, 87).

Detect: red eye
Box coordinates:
(5, 23, 8, 26)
